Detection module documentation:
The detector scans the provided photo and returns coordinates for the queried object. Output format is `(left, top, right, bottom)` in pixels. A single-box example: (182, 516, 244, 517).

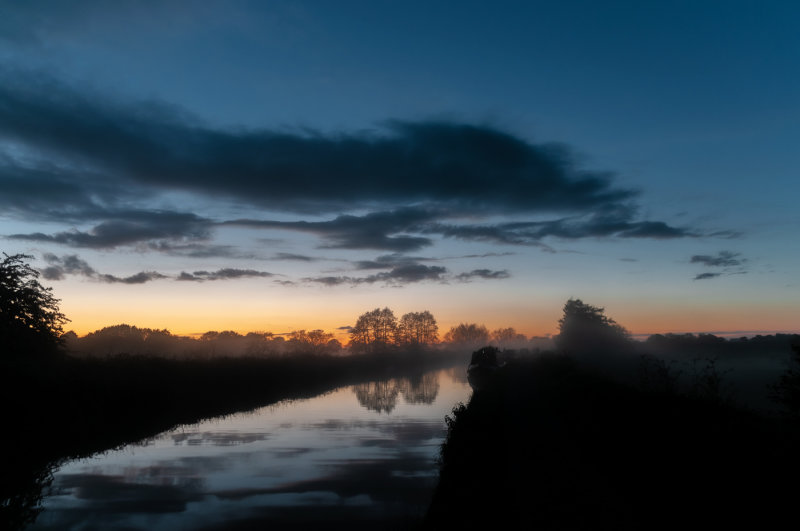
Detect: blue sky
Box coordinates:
(1, 0, 798, 337)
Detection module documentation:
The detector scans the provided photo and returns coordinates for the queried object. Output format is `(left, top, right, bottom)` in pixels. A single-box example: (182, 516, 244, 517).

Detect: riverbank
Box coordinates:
(425, 353, 800, 530)
(1, 348, 468, 530)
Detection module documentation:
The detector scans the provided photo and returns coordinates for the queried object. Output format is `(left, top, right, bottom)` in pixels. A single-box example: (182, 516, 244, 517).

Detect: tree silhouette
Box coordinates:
(350, 307, 398, 353)
(288, 329, 335, 354)
(491, 327, 527, 348)
(444, 323, 490, 346)
(1, 253, 69, 356)
(555, 298, 630, 355)
(771, 337, 800, 417)
(395, 310, 439, 346)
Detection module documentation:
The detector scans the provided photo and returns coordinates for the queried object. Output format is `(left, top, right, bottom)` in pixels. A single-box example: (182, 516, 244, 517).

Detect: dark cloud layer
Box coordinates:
(272, 252, 315, 261)
(354, 253, 433, 270)
(455, 269, 511, 281)
(41, 253, 96, 280)
(41, 254, 271, 284)
(225, 209, 437, 252)
(300, 262, 510, 287)
(304, 264, 447, 287)
(10, 210, 211, 248)
(226, 205, 692, 253)
(0, 68, 711, 284)
(99, 271, 168, 284)
(41, 253, 167, 284)
(0, 69, 637, 215)
(177, 268, 274, 282)
(429, 212, 692, 246)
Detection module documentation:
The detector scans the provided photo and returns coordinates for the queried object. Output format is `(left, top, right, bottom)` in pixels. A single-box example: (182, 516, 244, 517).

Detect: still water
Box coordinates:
(30, 367, 471, 530)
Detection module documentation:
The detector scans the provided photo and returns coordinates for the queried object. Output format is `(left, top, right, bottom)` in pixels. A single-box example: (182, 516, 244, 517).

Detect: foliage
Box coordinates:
(638, 355, 682, 395)
(71, 325, 342, 358)
(688, 357, 732, 403)
(771, 338, 800, 417)
(444, 322, 489, 345)
(555, 298, 630, 355)
(0, 253, 69, 355)
(349, 308, 442, 352)
(428, 355, 800, 529)
(491, 326, 527, 347)
(395, 310, 439, 345)
(349, 307, 398, 352)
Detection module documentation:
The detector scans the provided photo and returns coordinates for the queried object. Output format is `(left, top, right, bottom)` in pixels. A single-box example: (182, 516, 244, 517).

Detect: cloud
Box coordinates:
(376, 264, 447, 283)
(455, 269, 511, 281)
(40, 253, 97, 280)
(689, 251, 748, 280)
(177, 268, 274, 281)
(0, 69, 640, 216)
(0, 158, 111, 221)
(304, 264, 447, 286)
(706, 230, 744, 239)
(40, 254, 272, 284)
(0, 68, 722, 283)
(99, 271, 168, 284)
(694, 272, 722, 281)
(428, 209, 693, 245)
(225, 204, 692, 253)
(272, 252, 315, 261)
(302, 262, 510, 287)
(224, 208, 437, 252)
(40, 253, 167, 284)
(690, 251, 743, 268)
(10, 211, 212, 249)
(354, 253, 432, 270)
(147, 242, 243, 258)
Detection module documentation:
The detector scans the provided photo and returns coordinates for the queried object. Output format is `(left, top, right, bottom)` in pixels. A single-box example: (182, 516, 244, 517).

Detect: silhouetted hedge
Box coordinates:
(427, 354, 800, 530)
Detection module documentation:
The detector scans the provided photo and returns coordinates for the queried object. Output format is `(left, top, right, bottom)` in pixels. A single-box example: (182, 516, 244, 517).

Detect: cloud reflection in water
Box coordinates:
(30, 368, 471, 530)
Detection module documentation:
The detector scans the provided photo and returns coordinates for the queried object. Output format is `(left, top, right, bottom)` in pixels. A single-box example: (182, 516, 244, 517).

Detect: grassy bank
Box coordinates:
(426, 353, 800, 530)
(1, 347, 467, 530)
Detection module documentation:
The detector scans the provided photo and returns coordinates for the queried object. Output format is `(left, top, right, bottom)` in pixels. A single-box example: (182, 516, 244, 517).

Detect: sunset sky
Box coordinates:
(1, 1, 798, 340)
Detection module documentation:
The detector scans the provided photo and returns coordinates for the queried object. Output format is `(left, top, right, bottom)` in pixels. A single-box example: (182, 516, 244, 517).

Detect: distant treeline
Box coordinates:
(60, 321, 796, 361)
(641, 332, 799, 359)
(60, 318, 555, 358)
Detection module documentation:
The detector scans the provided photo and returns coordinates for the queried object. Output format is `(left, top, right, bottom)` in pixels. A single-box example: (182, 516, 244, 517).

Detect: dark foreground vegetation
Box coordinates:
(3, 254, 799, 530)
(426, 303, 800, 530)
(0, 348, 467, 530)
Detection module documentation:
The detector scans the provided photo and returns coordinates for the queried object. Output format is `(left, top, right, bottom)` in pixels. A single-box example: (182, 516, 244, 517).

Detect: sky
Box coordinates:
(1, 0, 798, 340)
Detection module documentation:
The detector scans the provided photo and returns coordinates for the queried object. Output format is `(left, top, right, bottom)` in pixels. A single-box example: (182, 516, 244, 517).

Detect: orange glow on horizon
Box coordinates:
(52, 277, 800, 343)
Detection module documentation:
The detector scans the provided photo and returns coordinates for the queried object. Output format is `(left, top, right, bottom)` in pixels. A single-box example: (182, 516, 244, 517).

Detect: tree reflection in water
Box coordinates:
(353, 372, 440, 413)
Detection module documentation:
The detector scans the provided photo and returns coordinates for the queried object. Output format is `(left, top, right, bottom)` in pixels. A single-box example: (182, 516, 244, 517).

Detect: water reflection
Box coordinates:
(27, 367, 471, 530)
(353, 372, 441, 413)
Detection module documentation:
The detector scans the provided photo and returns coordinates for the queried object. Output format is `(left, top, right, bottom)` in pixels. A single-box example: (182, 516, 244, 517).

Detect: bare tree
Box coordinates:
(288, 329, 335, 354)
(350, 307, 398, 352)
(444, 323, 490, 346)
(491, 327, 527, 348)
(396, 310, 439, 346)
